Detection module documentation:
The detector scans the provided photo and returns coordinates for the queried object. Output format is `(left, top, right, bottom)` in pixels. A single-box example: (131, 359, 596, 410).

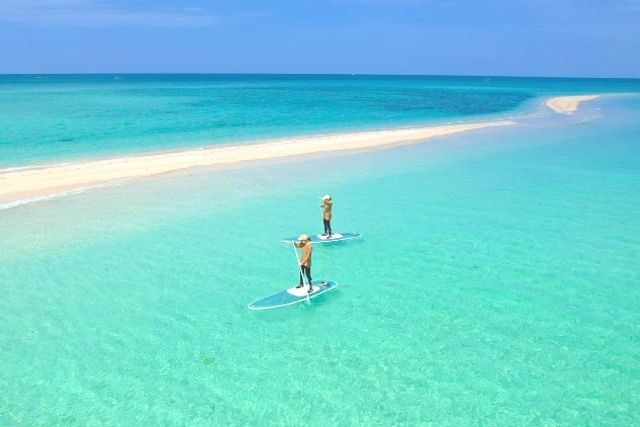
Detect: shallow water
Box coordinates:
(1, 95, 639, 425)
(2, 74, 640, 167)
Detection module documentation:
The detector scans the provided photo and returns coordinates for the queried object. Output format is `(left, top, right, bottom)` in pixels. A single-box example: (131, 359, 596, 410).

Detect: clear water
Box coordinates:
(1, 93, 639, 425)
(2, 74, 640, 167)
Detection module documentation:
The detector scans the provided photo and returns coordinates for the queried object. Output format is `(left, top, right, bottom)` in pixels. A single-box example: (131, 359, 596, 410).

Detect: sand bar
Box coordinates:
(0, 120, 514, 205)
(546, 95, 600, 114)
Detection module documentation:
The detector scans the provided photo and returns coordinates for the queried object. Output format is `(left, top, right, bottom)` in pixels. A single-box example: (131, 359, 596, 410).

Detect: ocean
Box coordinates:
(1, 74, 639, 167)
(1, 75, 639, 425)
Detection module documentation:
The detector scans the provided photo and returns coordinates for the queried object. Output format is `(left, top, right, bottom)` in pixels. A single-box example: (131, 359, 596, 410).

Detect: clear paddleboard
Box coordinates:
(280, 232, 362, 244)
(248, 280, 338, 311)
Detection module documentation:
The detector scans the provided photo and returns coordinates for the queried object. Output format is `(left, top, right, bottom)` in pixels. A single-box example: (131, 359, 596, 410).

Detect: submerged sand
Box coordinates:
(0, 94, 603, 207)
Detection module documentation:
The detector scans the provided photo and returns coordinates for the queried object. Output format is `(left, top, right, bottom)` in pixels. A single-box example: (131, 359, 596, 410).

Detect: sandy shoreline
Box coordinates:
(546, 95, 600, 114)
(0, 94, 603, 207)
(0, 120, 514, 206)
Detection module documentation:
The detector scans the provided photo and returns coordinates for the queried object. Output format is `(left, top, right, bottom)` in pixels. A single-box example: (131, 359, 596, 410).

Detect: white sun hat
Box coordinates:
(298, 234, 310, 241)
(322, 195, 332, 200)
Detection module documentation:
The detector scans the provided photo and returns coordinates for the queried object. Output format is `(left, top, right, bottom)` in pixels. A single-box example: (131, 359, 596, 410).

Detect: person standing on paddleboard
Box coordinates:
(294, 234, 313, 292)
(320, 195, 333, 238)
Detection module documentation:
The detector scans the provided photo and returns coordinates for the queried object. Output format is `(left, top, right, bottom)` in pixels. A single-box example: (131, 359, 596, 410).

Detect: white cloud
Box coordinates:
(0, 0, 218, 27)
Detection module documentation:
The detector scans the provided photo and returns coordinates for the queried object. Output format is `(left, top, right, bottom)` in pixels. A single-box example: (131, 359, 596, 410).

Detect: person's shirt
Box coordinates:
(321, 200, 333, 220)
(298, 242, 312, 267)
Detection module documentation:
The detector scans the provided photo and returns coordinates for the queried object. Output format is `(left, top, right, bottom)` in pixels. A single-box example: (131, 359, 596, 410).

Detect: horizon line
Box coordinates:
(1, 72, 639, 80)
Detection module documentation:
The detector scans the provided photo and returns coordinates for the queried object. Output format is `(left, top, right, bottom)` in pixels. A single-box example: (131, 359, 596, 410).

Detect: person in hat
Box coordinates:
(320, 195, 333, 238)
(294, 234, 313, 292)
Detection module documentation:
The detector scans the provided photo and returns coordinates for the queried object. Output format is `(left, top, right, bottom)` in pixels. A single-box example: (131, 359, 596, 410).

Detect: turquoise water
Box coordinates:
(2, 74, 640, 167)
(1, 92, 639, 425)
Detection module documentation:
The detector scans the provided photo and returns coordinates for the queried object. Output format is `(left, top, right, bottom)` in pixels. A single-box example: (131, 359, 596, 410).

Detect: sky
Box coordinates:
(0, 0, 638, 77)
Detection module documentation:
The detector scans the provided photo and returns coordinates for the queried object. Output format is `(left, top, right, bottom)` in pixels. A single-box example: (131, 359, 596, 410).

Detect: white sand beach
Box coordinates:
(1, 93, 605, 207)
(546, 95, 600, 114)
(0, 120, 513, 206)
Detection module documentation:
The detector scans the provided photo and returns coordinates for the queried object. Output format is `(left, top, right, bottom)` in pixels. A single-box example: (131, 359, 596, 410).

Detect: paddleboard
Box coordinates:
(281, 232, 362, 244)
(248, 280, 338, 311)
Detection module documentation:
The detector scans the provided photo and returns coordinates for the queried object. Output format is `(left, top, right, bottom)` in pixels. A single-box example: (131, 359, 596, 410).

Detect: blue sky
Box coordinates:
(0, 0, 638, 77)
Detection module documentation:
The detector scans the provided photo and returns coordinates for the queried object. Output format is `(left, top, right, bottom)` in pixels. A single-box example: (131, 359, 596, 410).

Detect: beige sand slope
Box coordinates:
(546, 95, 600, 114)
(0, 120, 514, 206)
(0, 93, 606, 208)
